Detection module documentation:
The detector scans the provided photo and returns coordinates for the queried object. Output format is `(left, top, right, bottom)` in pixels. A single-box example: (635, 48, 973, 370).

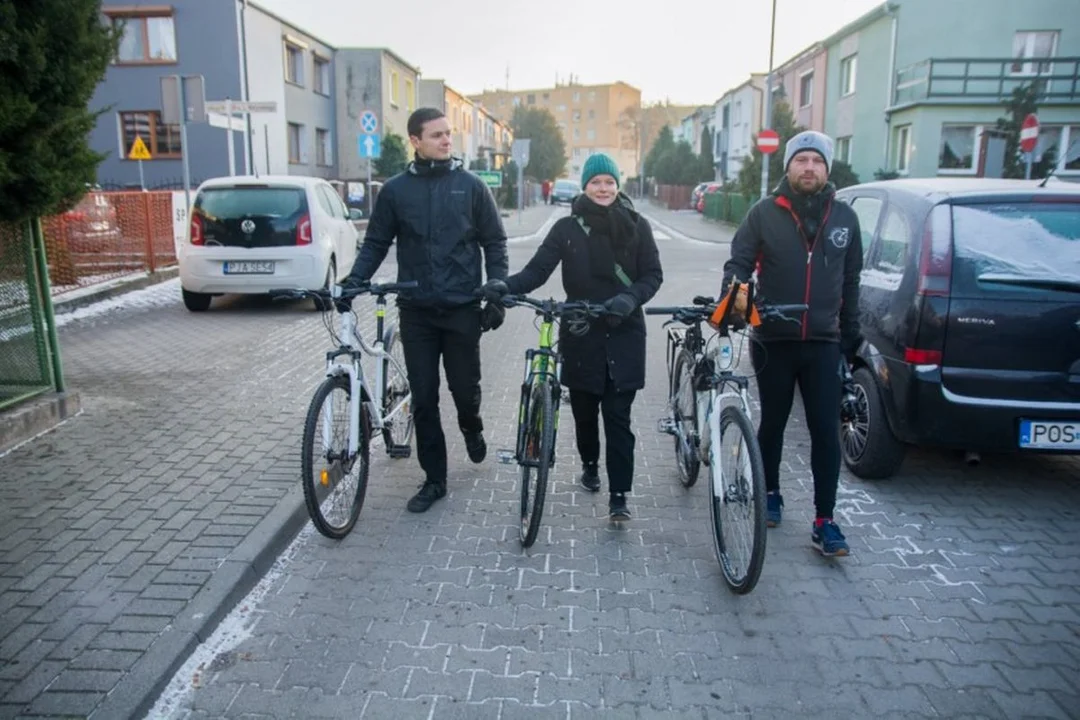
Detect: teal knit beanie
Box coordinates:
(581, 153, 620, 188)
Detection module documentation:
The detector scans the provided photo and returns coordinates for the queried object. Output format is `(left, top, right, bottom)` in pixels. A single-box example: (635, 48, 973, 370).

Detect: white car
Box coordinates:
(178, 175, 360, 312)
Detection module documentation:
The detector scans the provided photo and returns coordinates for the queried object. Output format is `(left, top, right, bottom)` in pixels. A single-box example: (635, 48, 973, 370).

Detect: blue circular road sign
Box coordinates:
(360, 111, 378, 134)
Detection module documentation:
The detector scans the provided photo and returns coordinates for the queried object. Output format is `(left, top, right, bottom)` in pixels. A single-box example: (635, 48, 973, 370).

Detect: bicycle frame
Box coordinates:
(515, 313, 562, 467)
(321, 291, 411, 460)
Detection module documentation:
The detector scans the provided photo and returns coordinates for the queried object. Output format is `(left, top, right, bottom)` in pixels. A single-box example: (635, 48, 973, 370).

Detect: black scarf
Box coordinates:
(572, 193, 639, 283)
(776, 176, 834, 242)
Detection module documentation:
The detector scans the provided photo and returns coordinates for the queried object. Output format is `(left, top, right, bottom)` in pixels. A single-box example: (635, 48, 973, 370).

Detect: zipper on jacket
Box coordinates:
(778, 198, 832, 340)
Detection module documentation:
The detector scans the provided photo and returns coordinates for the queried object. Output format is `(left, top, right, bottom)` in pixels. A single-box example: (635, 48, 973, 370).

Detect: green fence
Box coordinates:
(703, 191, 759, 226)
(0, 219, 62, 410)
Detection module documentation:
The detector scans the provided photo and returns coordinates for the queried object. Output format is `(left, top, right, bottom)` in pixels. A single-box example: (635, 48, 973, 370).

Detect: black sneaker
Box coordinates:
(609, 492, 631, 521)
(407, 481, 446, 513)
(766, 492, 784, 528)
(579, 462, 600, 492)
(464, 431, 487, 463)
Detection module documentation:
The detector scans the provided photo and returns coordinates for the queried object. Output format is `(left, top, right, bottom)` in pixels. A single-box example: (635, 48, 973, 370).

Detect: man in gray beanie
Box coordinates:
(719, 128, 864, 558)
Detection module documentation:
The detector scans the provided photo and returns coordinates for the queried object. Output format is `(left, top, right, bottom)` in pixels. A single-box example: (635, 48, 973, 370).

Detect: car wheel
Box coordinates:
(182, 288, 212, 312)
(312, 258, 335, 312)
(841, 367, 906, 479)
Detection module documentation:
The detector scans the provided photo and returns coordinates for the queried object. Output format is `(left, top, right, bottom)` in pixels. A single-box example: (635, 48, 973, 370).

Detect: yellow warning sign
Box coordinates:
(128, 136, 151, 161)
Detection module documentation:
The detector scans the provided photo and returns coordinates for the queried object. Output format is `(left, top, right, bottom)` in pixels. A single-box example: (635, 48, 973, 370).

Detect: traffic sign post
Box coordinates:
(358, 111, 381, 218)
(129, 136, 152, 190)
(511, 139, 531, 225)
(757, 128, 781, 155)
(1020, 113, 1039, 180)
(205, 99, 277, 176)
(161, 74, 205, 211)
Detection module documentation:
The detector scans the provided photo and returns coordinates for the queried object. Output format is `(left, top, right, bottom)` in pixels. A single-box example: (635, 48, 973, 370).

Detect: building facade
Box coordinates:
(713, 75, 765, 183)
(471, 82, 641, 181)
(819, 0, 1080, 182)
(770, 42, 828, 133)
(92, 0, 341, 188)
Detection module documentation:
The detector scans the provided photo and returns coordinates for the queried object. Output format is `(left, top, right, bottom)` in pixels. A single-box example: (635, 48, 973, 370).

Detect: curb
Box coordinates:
(92, 491, 309, 719)
(54, 267, 180, 316)
(0, 391, 82, 457)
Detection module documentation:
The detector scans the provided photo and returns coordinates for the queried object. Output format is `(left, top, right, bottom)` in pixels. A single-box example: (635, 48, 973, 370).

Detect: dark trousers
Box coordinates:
(750, 340, 842, 519)
(569, 375, 637, 494)
(398, 305, 483, 484)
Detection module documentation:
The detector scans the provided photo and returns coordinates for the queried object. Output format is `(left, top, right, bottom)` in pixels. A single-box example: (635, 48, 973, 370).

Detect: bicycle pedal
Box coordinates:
(387, 445, 412, 459)
(496, 449, 517, 465)
(656, 417, 678, 436)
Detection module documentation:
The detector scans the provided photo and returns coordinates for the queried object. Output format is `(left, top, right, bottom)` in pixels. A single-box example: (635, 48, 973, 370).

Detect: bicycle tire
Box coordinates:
(381, 325, 414, 453)
(519, 379, 554, 548)
(672, 350, 700, 488)
(709, 404, 767, 594)
(301, 375, 370, 539)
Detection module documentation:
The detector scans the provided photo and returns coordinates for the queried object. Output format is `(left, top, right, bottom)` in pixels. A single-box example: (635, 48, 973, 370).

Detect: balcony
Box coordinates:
(893, 56, 1080, 107)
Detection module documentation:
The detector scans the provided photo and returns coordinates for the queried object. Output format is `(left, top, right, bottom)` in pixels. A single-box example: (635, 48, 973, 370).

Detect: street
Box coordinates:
(1, 207, 1079, 719)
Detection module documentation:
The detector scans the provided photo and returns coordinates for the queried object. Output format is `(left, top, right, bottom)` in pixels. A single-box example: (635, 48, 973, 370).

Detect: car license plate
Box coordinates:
(1019, 420, 1079, 450)
(224, 261, 274, 274)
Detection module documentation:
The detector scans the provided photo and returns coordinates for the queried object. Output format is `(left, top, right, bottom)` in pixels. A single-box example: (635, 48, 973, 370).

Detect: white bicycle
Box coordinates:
(646, 283, 805, 594)
(270, 280, 417, 539)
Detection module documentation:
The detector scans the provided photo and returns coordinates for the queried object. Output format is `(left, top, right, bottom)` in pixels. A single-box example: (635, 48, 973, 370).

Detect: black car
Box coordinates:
(550, 179, 580, 206)
(834, 178, 1080, 479)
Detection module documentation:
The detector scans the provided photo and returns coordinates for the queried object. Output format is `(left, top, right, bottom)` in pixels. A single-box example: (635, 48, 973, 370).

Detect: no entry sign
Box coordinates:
(1020, 113, 1039, 154)
(758, 129, 780, 154)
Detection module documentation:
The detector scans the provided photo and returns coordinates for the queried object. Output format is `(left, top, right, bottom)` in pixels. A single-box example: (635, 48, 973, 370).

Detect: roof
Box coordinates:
(198, 175, 328, 188)
(844, 177, 1080, 202)
(246, 1, 335, 49)
(822, 2, 896, 46)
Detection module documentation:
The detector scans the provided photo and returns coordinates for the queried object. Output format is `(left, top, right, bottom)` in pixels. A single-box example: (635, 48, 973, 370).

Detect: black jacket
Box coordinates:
(506, 195, 663, 394)
(723, 182, 862, 350)
(346, 157, 508, 308)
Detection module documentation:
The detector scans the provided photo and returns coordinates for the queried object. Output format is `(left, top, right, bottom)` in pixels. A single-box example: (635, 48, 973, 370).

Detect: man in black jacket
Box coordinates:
(723, 130, 863, 557)
(342, 108, 509, 513)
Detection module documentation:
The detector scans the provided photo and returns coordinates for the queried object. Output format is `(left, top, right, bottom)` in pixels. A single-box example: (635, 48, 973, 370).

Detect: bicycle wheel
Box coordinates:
(381, 325, 414, 455)
(519, 378, 554, 548)
(301, 375, 370, 539)
(672, 350, 700, 488)
(709, 404, 766, 594)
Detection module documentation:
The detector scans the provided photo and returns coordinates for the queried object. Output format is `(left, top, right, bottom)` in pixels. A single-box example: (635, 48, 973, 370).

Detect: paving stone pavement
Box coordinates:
(138, 231, 1079, 718)
(640, 202, 735, 245)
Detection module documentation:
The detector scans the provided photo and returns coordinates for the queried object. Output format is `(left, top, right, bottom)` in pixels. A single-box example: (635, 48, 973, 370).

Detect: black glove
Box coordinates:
(481, 278, 510, 303)
(336, 277, 369, 313)
(479, 301, 506, 331)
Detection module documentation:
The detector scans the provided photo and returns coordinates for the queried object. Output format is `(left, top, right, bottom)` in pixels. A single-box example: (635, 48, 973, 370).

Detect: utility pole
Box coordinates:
(759, 0, 778, 199)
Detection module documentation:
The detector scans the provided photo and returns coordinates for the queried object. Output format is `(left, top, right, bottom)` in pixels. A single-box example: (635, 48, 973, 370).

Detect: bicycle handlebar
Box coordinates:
(645, 299, 807, 325)
(269, 280, 420, 302)
(501, 294, 609, 318)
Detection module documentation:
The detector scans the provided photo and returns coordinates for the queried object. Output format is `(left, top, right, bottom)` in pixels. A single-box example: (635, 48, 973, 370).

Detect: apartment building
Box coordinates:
(712, 75, 766, 182)
(472, 82, 641, 181)
(677, 106, 713, 155)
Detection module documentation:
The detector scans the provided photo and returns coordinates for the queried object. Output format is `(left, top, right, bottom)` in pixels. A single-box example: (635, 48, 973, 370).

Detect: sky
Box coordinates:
(255, 0, 884, 105)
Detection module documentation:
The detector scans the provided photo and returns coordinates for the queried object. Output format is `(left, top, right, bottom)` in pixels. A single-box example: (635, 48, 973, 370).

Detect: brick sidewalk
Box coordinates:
(144, 232, 1080, 718)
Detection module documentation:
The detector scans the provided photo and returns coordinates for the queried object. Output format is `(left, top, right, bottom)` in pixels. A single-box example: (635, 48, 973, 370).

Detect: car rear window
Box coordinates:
(951, 200, 1080, 298)
(195, 186, 308, 219)
(554, 181, 580, 193)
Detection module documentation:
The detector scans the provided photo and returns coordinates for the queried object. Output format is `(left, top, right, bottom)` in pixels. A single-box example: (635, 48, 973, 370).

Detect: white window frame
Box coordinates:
(836, 136, 852, 164)
(287, 122, 304, 164)
(894, 125, 912, 174)
(798, 70, 814, 108)
(316, 128, 332, 167)
(937, 124, 984, 175)
(840, 55, 857, 96)
(284, 42, 304, 86)
(390, 72, 399, 107)
(1011, 30, 1059, 76)
(313, 56, 331, 95)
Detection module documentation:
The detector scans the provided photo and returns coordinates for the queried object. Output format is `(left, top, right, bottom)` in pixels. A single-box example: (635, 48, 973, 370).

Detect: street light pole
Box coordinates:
(759, 0, 778, 199)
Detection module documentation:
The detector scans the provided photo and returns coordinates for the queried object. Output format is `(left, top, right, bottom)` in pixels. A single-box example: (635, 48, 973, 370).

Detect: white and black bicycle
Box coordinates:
(646, 282, 805, 594)
(270, 281, 417, 539)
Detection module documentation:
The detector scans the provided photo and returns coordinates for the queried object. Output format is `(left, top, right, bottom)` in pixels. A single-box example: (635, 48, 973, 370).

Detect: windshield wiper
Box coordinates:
(977, 273, 1080, 293)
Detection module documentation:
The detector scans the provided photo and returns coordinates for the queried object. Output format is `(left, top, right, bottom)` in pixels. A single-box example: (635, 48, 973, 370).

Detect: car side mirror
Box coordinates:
(348, 208, 363, 221)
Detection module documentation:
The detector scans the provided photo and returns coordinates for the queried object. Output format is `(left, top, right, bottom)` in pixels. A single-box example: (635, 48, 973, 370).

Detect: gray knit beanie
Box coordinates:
(783, 131, 834, 172)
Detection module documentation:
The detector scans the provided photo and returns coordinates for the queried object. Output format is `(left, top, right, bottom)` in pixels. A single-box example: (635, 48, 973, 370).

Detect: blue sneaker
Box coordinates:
(766, 492, 783, 527)
(812, 520, 850, 557)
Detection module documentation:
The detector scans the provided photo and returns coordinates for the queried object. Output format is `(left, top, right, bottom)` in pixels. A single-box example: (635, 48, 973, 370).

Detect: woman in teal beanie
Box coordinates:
(482, 153, 664, 520)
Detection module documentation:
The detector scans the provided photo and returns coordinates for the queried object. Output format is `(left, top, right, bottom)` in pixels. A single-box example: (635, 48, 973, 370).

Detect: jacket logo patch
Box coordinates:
(829, 227, 850, 249)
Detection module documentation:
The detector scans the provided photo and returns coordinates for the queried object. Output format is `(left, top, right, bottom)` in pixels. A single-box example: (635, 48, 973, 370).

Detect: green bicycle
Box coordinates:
(496, 295, 608, 547)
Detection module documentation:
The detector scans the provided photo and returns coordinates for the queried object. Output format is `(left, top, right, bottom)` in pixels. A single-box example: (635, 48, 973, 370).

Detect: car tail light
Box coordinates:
(903, 348, 943, 365)
(296, 214, 312, 245)
(190, 215, 204, 245)
(916, 204, 952, 296)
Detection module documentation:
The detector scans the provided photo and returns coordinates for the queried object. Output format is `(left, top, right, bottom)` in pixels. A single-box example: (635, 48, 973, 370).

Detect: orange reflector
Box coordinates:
(320, 469, 329, 486)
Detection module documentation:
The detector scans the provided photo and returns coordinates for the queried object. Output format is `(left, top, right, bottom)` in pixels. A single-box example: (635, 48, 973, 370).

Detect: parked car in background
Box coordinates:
(690, 182, 711, 210)
(63, 191, 121, 253)
(178, 176, 358, 312)
(696, 182, 722, 213)
(549, 179, 580, 206)
(835, 177, 1080, 479)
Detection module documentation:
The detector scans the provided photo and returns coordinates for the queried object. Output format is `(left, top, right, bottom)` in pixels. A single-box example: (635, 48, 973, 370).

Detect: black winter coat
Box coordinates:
(506, 198, 663, 395)
(346, 157, 508, 309)
(723, 182, 862, 351)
